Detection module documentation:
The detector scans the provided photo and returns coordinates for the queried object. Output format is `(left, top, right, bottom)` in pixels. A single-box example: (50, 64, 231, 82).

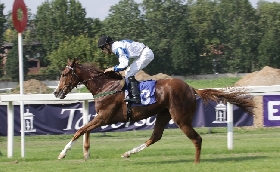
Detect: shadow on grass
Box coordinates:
(134, 155, 268, 164)
(93, 134, 117, 138)
(0, 155, 268, 164)
(202, 155, 267, 162)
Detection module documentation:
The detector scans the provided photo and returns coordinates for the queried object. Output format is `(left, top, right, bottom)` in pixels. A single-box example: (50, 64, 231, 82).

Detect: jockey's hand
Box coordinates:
(104, 67, 114, 73)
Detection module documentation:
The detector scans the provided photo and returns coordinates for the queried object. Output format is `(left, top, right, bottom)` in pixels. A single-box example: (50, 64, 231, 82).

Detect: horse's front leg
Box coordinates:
(58, 115, 104, 160)
(57, 131, 81, 159)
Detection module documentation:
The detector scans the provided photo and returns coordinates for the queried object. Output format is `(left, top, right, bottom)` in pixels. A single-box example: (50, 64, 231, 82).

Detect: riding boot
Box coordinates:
(124, 76, 141, 104)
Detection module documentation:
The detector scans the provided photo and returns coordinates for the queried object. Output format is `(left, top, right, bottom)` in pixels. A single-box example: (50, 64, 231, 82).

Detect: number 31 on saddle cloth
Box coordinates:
(125, 80, 156, 106)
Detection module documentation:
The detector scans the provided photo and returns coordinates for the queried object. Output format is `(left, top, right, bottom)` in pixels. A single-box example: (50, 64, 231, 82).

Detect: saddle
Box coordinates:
(123, 78, 157, 122)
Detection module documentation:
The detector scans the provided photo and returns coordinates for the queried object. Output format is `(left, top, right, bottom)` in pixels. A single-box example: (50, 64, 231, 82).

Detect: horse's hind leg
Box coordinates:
(122, 109, 171, 158)
(177, 122, 202, 164)
(168, 90, 202, 163)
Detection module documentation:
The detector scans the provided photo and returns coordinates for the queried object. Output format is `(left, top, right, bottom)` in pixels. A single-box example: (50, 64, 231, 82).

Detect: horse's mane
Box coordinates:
(82, 63, 103, 72)
(79, 63, 123, 80)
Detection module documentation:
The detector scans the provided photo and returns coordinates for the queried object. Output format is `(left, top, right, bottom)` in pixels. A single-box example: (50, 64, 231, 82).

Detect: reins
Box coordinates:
(92, 90, 124, 99)
(78, 73, 103, 85)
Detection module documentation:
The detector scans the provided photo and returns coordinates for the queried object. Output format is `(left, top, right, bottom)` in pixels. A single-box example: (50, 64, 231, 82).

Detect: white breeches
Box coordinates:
(125, 47, 154, 78)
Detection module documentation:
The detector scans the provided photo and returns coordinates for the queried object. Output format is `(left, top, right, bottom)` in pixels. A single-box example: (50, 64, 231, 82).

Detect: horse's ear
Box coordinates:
(67, 58, 74, 67)
(73, 57, 79, 64)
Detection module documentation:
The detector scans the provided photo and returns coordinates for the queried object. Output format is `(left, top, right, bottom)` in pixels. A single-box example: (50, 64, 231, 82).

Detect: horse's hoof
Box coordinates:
(84, 153, 90, 161)
(121, 152, 130, 158)
(58, 153, 66, 159)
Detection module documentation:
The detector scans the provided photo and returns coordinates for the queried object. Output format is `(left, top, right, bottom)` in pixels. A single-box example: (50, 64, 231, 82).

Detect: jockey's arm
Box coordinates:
(113, 47, 129, 72)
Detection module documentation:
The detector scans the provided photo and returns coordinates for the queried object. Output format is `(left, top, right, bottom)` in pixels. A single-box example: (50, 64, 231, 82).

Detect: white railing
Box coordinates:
(0, 93, 93, 158)
(1, 85, 280, 158)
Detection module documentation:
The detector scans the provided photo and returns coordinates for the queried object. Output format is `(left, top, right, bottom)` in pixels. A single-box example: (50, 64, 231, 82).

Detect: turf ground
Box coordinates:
(0, 127, 280, 172)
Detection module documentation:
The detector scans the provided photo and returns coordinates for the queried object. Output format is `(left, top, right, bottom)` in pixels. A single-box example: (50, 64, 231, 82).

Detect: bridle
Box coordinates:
(62, 65, 103, 91)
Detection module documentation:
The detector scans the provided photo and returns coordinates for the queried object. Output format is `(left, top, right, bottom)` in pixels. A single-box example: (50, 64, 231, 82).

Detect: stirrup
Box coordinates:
(124, 97, 141, 104)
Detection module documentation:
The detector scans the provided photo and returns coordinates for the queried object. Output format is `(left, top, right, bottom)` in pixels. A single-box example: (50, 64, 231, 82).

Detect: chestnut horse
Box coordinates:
(54, 59, 254, 163)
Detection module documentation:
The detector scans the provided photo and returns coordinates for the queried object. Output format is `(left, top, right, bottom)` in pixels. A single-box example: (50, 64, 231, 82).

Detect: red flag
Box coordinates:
(12, 0, 28, 33)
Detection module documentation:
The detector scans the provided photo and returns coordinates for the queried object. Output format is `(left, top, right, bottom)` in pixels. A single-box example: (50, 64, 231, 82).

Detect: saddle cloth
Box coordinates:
(125, 80, 156, 106)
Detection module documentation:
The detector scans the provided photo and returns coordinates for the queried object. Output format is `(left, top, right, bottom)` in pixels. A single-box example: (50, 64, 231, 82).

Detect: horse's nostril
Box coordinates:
(53, 91, 58, 96)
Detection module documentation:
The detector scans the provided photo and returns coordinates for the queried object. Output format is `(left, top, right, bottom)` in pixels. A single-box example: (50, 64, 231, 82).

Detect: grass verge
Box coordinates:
(0, 127, 280, 172)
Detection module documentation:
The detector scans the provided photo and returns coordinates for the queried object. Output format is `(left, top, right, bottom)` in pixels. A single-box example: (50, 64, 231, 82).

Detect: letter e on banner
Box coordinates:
(268, 101, 280, 120)
(263, 95, 280, 127)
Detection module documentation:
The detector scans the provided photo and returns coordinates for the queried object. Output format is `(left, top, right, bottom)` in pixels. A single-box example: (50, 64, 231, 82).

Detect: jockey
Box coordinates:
(98, 35, 154, 104)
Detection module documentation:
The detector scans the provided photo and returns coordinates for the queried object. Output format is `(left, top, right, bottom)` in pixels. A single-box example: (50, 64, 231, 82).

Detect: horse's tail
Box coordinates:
(193, 87, 255, 115)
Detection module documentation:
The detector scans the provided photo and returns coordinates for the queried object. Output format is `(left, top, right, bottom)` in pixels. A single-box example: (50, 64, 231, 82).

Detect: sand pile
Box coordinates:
(12, 79, 53, 94)
(135, 70, 172, 80)
(234, 66, 280, 86)
(119, 70, 172, 80)
(233, 66, 280, 127)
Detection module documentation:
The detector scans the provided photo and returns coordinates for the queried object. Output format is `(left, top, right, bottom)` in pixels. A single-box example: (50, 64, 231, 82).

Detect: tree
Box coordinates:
(35, 0, 94, 55)
(45, 35, 116, 75)
(171, 8, 198, 75)
(89, 18, 103, 39)
(0, 3, 6, 77)
(0, 3, 5, 45)
(257, 2, 280, 69)
(187, 0, 227, 74)
(216, 0, 259, 73)
(103, 0, 146, 41)
(142, 0, 186, 75)
(5, 39, 29, 81)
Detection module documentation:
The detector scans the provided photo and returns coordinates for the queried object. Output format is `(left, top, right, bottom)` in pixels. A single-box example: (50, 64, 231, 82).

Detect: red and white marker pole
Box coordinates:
(11, 0, 28, 158)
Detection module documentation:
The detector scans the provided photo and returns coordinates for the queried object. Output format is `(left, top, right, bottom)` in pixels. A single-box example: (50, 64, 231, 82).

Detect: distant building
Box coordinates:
(0, 41, 44, 75)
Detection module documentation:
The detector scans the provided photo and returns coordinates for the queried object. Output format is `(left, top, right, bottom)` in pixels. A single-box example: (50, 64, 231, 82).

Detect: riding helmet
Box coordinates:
(98, 36, 114, 48)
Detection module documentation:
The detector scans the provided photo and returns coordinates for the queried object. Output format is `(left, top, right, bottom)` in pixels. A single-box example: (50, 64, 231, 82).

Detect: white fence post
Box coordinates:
(82, 100, 89, 150)
(7, 101, 14, 158)
(227, 102, 233, 150)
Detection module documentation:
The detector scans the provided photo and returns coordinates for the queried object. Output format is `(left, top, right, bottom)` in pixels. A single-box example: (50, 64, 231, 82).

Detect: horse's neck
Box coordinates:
(79, 70, 122, 95)
(76, 65, 123, 95)
(85, 79, 121, 95)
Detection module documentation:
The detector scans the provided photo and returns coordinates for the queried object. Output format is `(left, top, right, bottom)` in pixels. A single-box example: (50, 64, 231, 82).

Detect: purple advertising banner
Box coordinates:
(0, 97, 253, 136)
(263, 95, 280, 126)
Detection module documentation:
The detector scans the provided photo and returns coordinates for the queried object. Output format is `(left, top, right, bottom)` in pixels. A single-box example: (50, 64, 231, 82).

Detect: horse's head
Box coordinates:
(54, 58, 124, 99)
(54, 59, 80, 99)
